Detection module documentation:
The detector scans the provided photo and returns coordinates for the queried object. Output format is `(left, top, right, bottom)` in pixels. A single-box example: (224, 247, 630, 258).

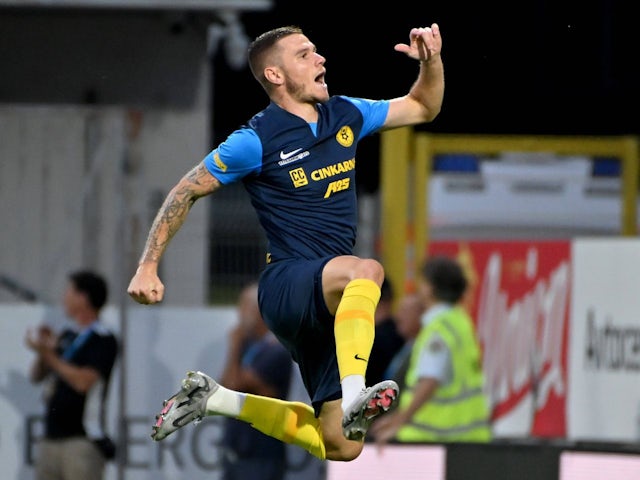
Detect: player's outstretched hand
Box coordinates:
(394, 23, 442, 63)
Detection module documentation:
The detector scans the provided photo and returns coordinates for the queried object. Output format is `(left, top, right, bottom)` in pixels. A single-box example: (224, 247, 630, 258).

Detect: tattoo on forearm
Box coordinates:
(185, 163, 211, 186)
(140, 163, 218, 263)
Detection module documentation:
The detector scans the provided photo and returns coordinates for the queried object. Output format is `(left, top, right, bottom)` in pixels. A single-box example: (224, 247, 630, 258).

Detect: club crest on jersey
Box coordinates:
(336, 126, 354, 147)
(289, 167, 308, 187)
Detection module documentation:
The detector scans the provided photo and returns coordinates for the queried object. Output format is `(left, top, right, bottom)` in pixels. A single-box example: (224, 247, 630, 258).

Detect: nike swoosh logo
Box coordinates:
(354, 354, 368, 362)
(279, 148, 302, 160)
(172, 411, 195, 428)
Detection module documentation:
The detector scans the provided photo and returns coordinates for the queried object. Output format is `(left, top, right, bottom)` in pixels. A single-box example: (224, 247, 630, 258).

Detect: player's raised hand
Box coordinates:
(394, 24, 442, 62)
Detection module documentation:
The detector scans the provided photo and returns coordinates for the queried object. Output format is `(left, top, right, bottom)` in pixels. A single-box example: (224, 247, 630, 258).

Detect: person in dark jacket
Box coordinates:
(26, 270, 118, 480)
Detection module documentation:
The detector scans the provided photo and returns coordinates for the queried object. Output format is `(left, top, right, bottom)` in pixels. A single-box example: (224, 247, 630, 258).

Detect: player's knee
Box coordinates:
(353, 258, 384, 285)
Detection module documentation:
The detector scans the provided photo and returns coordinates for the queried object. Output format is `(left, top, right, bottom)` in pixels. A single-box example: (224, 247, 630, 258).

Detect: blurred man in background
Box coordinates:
(370, 255, 491, 444)
(25, 270, 118, 480)
(219, 282, 293, 480)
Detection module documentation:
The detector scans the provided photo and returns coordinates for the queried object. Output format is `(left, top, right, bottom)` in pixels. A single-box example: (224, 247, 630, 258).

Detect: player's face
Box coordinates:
(279, 34, 328, 103)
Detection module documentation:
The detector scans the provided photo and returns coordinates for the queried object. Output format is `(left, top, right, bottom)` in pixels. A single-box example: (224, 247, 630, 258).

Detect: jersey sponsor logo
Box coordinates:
(311, 159, 355, 181)
(324, 177, 350, 198)
(213, 152, 227, 172)
(289, 167, 309, 187)
(280, 148, 303, 160)
(289, 160, 355, 191)
(336, 126, 354, 147)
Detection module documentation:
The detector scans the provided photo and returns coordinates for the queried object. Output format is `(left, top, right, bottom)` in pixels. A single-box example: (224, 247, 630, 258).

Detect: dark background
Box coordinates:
(212, 0, 638, 191)
(1, 1, 636, 193)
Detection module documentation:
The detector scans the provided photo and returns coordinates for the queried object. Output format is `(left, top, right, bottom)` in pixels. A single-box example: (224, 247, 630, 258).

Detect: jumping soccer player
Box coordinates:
(127, 23, 444, 462)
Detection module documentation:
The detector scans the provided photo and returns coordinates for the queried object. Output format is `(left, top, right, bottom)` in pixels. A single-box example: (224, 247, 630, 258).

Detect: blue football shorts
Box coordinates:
(258, 256, 342, 416)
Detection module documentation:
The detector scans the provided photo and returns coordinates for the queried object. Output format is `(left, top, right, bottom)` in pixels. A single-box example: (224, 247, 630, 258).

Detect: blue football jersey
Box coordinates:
(204, 95, 389, 263)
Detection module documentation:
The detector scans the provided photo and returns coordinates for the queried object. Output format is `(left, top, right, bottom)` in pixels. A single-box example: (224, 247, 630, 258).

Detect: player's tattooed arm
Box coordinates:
(139, 162, 221, 264)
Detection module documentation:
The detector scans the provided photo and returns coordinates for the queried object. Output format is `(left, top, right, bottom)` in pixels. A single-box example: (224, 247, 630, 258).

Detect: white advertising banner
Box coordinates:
(568, 238, 640, 442)
(326, 444, 446, 480)
(560, 451, 640, 480)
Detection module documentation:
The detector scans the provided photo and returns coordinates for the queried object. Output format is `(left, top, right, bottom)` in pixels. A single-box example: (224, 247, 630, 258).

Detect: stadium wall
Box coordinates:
(0, 101, 210, 306)
(0, 10, 215, 306)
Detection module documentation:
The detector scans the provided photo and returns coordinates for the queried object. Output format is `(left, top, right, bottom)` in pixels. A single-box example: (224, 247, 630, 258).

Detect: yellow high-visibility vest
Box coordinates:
(396, 306, 492, 442)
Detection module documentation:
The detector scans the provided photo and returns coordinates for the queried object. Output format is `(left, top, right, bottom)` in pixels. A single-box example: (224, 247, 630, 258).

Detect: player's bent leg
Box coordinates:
(151, 372, 387, 462)
(334, 278, 380, 378)
(238, 394, 327, 460)
(152, 371, 329, 459)
(317, 399, 365, 461)
(333, 277, 381, 412)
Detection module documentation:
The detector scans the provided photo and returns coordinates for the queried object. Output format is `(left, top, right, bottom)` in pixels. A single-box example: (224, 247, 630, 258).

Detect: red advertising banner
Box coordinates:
(427, 240, 571, 438)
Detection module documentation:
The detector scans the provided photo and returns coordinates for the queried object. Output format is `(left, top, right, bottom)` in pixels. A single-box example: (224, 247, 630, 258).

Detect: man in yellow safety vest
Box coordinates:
(370, 255, 492, 444)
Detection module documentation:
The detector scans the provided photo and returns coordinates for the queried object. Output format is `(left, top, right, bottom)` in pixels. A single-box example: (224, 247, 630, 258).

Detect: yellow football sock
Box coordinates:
(238, 394, 326, 460)
(334, 279, 380, 380)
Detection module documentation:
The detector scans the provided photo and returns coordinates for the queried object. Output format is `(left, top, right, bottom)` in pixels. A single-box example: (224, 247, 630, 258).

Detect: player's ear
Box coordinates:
(264, 66, 283, 86)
